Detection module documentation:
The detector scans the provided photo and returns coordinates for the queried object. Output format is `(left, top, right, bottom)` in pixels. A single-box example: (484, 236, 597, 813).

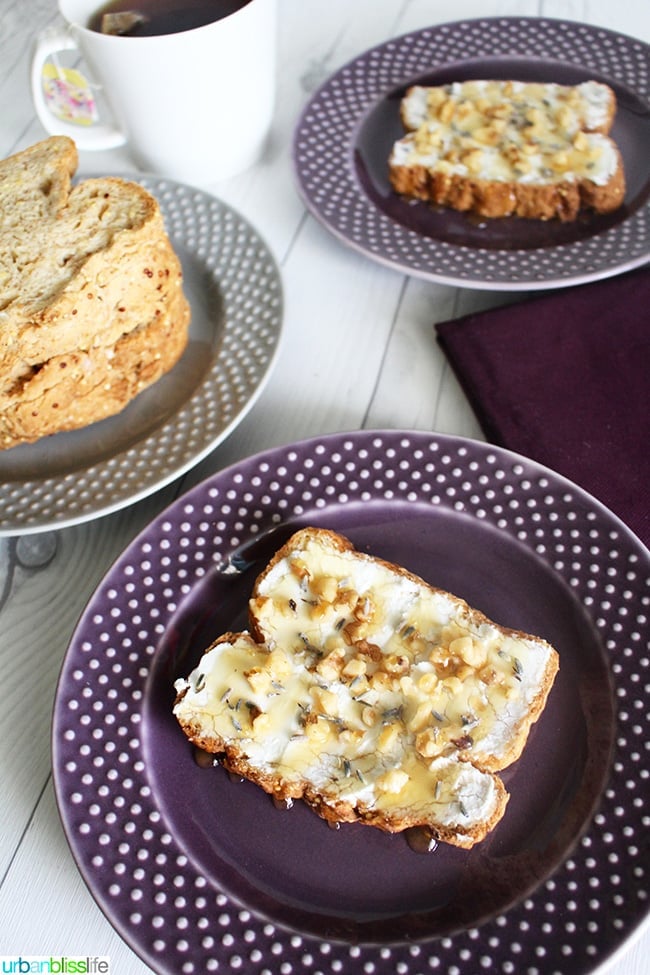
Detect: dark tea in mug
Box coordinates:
(88, 0, 252, 36)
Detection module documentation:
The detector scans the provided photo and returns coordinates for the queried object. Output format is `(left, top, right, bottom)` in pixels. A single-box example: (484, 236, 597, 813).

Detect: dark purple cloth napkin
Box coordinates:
(436, 267, 650, 548)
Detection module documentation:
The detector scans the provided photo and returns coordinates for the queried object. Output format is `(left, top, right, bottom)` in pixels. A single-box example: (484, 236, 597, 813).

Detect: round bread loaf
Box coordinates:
(0, 136, 190, 449)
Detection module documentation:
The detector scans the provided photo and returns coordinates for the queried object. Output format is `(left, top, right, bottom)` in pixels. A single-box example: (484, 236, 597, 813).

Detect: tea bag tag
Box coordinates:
(41, 60, 98, 126)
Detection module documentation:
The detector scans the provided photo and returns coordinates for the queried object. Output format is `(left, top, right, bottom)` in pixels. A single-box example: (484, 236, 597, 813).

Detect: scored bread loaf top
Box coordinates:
(389, 79, 625, 220)
(173, 527, 559, 848)
(0, 136, 190, 448)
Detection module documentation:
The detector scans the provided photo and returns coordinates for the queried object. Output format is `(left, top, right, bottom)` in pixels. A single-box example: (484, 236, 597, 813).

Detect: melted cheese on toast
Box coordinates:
(173, 528, 559, 848)
(390, 79, 619, 187)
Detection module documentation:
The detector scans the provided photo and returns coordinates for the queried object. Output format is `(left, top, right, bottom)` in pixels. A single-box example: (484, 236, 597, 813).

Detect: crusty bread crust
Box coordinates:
(389, 152, 626, 221)
(174, 528, 559, 849)
(389, 80, 626, 221)
(0, 290, 189, 448)
(0, 137, 190, 449)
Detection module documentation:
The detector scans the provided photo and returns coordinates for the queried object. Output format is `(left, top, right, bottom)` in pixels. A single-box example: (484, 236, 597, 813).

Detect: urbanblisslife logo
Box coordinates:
(1, 960, 109, 974)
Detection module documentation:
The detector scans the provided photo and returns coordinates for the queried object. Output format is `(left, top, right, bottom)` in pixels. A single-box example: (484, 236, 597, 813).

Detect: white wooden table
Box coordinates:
(0, 1, 648, 972)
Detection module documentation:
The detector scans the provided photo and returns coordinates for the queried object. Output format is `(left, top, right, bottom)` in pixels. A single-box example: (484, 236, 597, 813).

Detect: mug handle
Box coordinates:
(30, 27, 127, 150)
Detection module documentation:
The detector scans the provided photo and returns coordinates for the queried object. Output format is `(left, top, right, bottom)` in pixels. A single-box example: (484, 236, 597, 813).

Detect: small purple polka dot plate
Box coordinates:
(53, 430, 649, 975)
(293, 17, 650, 290)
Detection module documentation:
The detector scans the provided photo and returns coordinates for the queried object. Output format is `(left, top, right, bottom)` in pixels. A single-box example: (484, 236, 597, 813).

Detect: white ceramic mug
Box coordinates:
(30, 0, 277, 183)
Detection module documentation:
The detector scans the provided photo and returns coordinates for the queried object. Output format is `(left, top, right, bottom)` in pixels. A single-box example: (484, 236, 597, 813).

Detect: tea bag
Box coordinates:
(100, 11, 148, 35)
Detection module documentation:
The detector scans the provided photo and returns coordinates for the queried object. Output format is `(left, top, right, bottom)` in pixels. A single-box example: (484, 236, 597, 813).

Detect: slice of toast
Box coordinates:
(173, 528, 559, 848)
(0, 136, 190, 448)
(388, 80, 625, 220)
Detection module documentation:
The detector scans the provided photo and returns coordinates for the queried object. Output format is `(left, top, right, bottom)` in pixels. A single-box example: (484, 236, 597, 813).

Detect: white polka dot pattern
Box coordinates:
(293, 17, 650, 289)
(0, 178, 282, 535)
(53, 430, 649, 975)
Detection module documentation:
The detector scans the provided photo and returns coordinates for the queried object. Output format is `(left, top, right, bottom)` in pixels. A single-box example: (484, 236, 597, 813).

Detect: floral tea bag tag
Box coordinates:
(41, 60, 98, 126)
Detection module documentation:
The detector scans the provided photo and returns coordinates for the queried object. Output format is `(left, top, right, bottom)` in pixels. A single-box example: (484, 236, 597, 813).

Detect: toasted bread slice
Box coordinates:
(389, 80, 625, 220)
(0, 136, 190, 448)
(174, 528, 559, 848)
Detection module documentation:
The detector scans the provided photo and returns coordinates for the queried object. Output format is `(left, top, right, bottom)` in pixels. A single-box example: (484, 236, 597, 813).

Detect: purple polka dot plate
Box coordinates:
(0, 178, 282, 535)
(293, 17, 650, 290)
(53, 430, 649, 974)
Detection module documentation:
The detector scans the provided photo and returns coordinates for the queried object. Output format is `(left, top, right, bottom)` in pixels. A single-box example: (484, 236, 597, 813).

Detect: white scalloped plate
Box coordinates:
(0, 177, 283, 535)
